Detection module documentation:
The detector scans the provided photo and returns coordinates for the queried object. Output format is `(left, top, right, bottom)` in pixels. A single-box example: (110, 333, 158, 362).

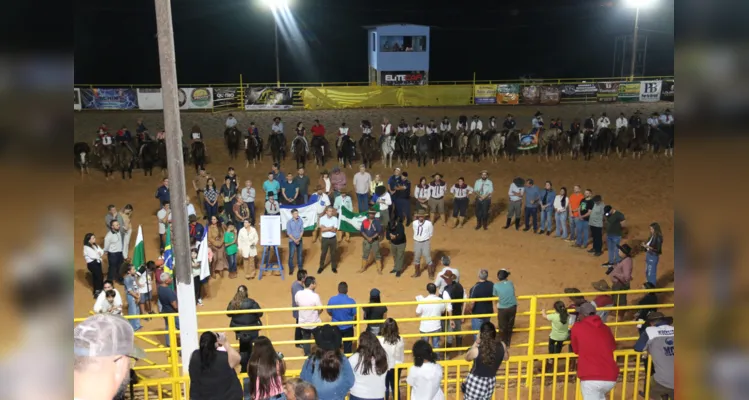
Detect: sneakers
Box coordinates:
(601, 262, 612, 267)
(317, 268, 324, 274)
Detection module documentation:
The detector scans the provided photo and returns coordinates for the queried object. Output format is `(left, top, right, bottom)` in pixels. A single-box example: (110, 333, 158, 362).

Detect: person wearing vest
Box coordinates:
(440, 270, 465, 348)
(426, 120, 439, 138)
(457, 115, 468, 132)
(380, 117, 393, 146)
(359, 208, 384, 274)
(439, 116, 451, 134)
(428, 173, 447, 226)
(487, 116, 497, 132)
(396, 118, 410, 136)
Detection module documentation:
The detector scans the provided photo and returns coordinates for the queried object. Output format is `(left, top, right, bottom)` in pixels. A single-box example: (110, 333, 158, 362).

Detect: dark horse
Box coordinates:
(224, 127, 241, 160)
(468, 132, 483, 162)
(596, 128, 615, 158)
(395, 133, 413, 165)
(244, 136, 261, 168)
(140, 141, 158, 176)
(292, 137, 308, 169)
(504, 131, 520, 162)
(96, 143, 116, 179)
(157, 139, 168, 176)
(74, 142, 91, 176)
(358, 135, 376, 169)
(336, 136, 356, 169)
(191, 141, 206, 173)
(581, 131, 595, 161)
(311, 136, 330, 168)
(418, 135, 441, 166)
(631, 126, 648, 159)
(116, 144, 134, 179)
(441, 131, 455, 162)
(269, 134, 286, 165)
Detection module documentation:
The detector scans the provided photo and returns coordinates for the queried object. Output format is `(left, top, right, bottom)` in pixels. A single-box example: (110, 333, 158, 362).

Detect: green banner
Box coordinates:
(618, 82, 641, 102)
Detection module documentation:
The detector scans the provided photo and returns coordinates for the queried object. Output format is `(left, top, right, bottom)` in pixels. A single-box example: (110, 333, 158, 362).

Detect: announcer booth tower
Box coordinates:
(365, 24, 430, 86)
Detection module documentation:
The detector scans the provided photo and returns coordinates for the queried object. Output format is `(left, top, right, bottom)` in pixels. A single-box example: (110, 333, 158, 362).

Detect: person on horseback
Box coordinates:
(271, 116, 284, 138)
(412, 117, 425, 137)
(291, 121, 309, 154)
(570, 119, 581, 135)
(457, 115, 468, 132)
(156, 129, 166, 141)
(337, 122, 350, 151)
(439, 116, 451, 134)
(583, 114, 595, 133)
(426, 120, 439, 138)
(615, 112, 628, 135)
(487, 116, 498, 133)
(135, 118, 149, 142)
(115, 125, 136, 156)
(629, 110, 643, 129)
(596, 112, 611, 133)
(95, 127, 114, 148)
(396, 118, 409, 136)
(247, 121, 261, 145)
(380, 117, 393, 146)
(531, 111, 544, 137)
(658, 109, 674, 126)
(469, 115, 483, 136)
(225, 113, 238, 129)
(191, 124, 203, 142)
(361, 120, 373, 137)
(503, 114, 516, 133)
(98, 122, 109, 134)
(549, 118, 563, 131)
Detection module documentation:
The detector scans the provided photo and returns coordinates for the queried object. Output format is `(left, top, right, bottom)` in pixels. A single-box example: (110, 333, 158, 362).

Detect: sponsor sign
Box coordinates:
(496, 83, 520, 105)
(519, 131, 539, 151)
(474, 84, 498, 105)
(596, 82, 620, 102)
(661, 80, 674, 101)
(137, 88, 163, 110)
(188, 87, 213, 109)
(80, 88, 138, 110)
(178, 88, 189, 110)
(380, 71, 427, 86)
(539, 86, 560, 105)
(521, 85, 540, 105)
(618, 82, 640, 102)
(560, 83, 598, 98)
(213, 87, 238, 106)
(244, 87, 294, 110)
(74, 88, 81, 110)
(639, 80, 662, 102)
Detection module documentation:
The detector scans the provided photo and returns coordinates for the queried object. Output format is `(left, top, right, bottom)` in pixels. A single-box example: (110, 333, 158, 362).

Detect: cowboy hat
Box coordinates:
(479, 169, 489, 175)
(441, 270, 457, 281)
(415, 209, 428, 217)
(534, 111, 543, 116)
(618, 244, 633, 257)
(312, 324, 342, 351)
(273, 116, 281, 121)
(431, 172, 443, 178)
(591, 279, 611, 292)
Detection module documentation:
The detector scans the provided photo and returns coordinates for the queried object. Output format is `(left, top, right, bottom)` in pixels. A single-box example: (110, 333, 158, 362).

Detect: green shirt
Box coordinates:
(605, 210, 625, 236)
(492, 281, 517, 309)
(224, 231, 237, 255)
(545, 312, 570, 341)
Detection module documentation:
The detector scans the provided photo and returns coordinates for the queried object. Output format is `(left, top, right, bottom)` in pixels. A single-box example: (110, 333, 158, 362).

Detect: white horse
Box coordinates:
(489, 134, 504, 163)
(381, 135, 396, 168)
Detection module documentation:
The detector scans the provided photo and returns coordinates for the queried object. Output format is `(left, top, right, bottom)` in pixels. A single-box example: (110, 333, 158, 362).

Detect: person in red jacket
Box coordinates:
(311, 119, 326, 137)
(570, 302, 619, 400)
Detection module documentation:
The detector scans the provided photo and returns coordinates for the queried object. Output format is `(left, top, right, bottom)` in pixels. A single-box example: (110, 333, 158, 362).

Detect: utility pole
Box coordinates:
(154, 0, 197, 377)
(274, 19, 281, 87)
(629, 6, 641, 81)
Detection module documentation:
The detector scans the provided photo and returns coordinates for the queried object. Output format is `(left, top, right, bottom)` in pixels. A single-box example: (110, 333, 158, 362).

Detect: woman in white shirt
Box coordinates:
(372, 186, 392, 227)
(378, 318, 405, 400)
(83, 233, 105, 299)
(349, 331, 389, 400)
(406, 340, 444, 400)
(93, 280, 123, 313)
(553, 186, 570, 240)
(237, 219, 259, 279)
(414, 177, 430, 213)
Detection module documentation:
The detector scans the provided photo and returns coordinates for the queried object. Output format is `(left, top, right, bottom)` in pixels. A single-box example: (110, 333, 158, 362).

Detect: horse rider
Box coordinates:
(531, 111, 544, 135)
(95, 127, 114, 148)
(596, 112, 611, 134)
(629, 110, 643, 130)
(647, 112, 661, 131)
(225, 113, 238, 130)
(659, 109, 674, 126)
(136, 118, 150, 142)
(570, 119, 581, 139)
(380, 117, 393, 145)
(426, 120, 439, 138)
(115, 125, 136, 156)
(615, 112, 628, 136)
(291, 121, 309, 153)
(412, 117, 425, 137)
(336, 121, 350, 149)
(583, 114, 595, 134)
(549, 118, 561, 131)
(439, 116, 451, 134)
(247, 121, 262, 151)
(396, 118, 410, 137)
(271, 116, 284, 139)
(361, 120, 373, 137)
(503, 114, 516, 133)
(457, 115, 468, 132)
(98, 122, 109, 134)
(487, 116, 498, 133)
(469, 115, 483, 137)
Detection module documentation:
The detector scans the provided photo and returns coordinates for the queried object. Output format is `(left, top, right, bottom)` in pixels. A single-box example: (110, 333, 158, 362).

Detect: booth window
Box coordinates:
(372, 32, 376, 51)
(380, 35, 427, 52)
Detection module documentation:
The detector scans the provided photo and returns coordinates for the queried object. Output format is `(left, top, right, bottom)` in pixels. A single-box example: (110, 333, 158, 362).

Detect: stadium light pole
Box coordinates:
(263, 0, 289, 86)
(624, 0, 656, 81)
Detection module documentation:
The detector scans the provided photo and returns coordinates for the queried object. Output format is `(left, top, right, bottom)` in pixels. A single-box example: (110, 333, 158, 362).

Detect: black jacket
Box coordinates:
(227, 298, 263, 327)
(646, 234, 663, 255)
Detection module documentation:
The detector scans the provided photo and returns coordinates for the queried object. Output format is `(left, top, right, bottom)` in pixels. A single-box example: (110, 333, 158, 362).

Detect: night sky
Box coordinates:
(74, 0, 674, 85)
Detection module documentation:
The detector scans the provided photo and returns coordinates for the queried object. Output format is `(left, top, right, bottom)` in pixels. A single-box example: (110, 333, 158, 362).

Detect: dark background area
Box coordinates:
(74, 0, 674, 84)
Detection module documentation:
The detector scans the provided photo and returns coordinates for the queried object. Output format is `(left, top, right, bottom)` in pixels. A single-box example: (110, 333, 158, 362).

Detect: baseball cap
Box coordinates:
(603, 205, 612, 216)
(74, 314, 146, 359)
(370, 288, 381, 297)
(576, 302, 596, 319)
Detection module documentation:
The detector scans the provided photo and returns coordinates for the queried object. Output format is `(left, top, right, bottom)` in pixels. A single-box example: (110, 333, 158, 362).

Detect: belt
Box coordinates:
(322, 236, 336, 240)
(431, 196, 444, 200)
(510, 199, 521, 202)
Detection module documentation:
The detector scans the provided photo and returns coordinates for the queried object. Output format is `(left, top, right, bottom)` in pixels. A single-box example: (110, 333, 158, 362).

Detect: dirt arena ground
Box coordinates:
(73, 103, 674, 376)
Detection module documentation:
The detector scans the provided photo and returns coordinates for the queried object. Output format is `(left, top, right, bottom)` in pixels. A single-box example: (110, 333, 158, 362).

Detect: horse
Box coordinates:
(380, 135, 396, 168)
(457, 129, 470, 162)
(504, 130, 520, 162)
(244, 136, 261, 168)
(468, 132, 483, 162)
(488, 133, 504, 163)
(395, 133, 413, 166)
(74, 142, 91, 176)
(292, 137, 308, 169)
(94, 143, 116, 179)
(441, 131, 456, 162)
(140, 141, 158, 176)
(157, 139, 168, 175)
(418, 135, 440, 166)
(554, 132, 570, 161)
(115, 144, 134, 180)
(581, 131, 595, 161)
(538, 128, 560, 162)
(570, 132, 583, 160)
(596, 128, 615, 159)
(359, 135, 377, 169)
(191, 141, 206, 173)
(269, 134, 286, 165)
(649, 127, 672, 158)
(311, 135, 330, 168)
(630, 126, 648, 159)
(335, 135, 356, 169)
(224, 127, 241, 160)
(615, 127, 631, 158)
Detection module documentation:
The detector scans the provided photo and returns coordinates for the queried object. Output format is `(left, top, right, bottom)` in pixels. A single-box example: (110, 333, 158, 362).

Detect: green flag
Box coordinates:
(338, 206, 368, 233)
(132, 225, 145, 269)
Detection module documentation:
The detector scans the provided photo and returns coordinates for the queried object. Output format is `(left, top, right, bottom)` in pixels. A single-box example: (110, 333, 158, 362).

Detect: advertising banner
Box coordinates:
(596, 82, 620, 102)
(560, 83, 598, 98)
(618, 82, 640, 102)
(660, 80, 674, 101)
(137, 88, 163, 110)
(74, 88, 81, 110)
(639, 80, 662, 102)
(177, 88, 190, 110)
(244, 87, 294, 110)
(188, 87, 213, 109)
(519, 131, 539, 151)
(474, 84, 498, 104)
(213, 87, 239, 107)
(496, 84, 520, 105)
(380, 71, 427, 86)
(80, 88, 138, 110)
(521, 85, 540, 105)
(539, 86, 560, 105)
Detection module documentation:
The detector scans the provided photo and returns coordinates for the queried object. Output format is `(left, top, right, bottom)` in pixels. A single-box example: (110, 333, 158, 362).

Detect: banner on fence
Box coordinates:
(81, 88, 138, 110)
(660, 80, 674, 101)
(137, 88, 163, 110)
(213, 88, 239, 107)
(245, 87, 294, 110)
(540, 86, 560, 105)
(521, 86, 540, 105)
(560, 83, 598, 98)
(301, 85, 473, 110)
(596, 82, 620, 102)
(279, 200, 318, 232)
(496, 84, 520, 105)
(618, 82, 640, 102)
(380, 71, 427, 86)
(188, 87, 213, 109)
(639, 80, 662, 102)
(474, 84, 498, 104)
(74, 88, 81, 110)
(519, 131, 539, 151)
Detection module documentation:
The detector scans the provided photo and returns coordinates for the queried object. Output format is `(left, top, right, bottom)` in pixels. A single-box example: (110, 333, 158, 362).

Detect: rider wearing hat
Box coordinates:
(503, 114, 516, 133)
(412, 117, 426, 137)
(115, 124, 136, 156)
(426, 119, 439, 139)
(583, 114, 595, 132)
(469, 115, 483, 135)
(615, 112, 628, 133)
(291, 121, 309, 154)
(457, 115, 468, 132)
(658, 108, 674, 126)
(487, 116, 497, 132)
(271, 116, 284, 136)
(380, 117, 393, 146)
(439, 116, 451, 134)
(247, 121, 262, 150)
(531, 111, 544, 130)
(647, 112, 660, 129)
(596, 112, 611, 131)
(629, 110, 643, 129)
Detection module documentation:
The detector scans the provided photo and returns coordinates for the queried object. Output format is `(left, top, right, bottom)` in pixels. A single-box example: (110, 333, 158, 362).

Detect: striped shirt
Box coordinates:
(450, 184, 473, 199)
(429, 181, 447, 199)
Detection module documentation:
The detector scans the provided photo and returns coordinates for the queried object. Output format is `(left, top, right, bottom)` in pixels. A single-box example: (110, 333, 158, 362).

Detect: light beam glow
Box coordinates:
(623, 0, 656, 9)
(262, 0, 289, 10)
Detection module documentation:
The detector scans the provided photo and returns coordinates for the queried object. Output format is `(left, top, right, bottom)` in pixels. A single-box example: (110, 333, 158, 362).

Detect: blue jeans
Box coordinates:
(575, 219, 589, 247)
(357, 193, 370, 212)
(205, 202, 218, 221)
(227, 253, 237, 272)
(645, 252, 659, 285)
(164, 316, 181, 347)
(524, 207, 538, 230)
(540, 207, 554, 232)
(126, 294, 141, 331)
(607, 235, 622, 264)
(394, 198, 411, 224)
(569, 216, 579, 240)
(288, 239, 303, 271)
(245, 202, 256, 224)
(555, 212, 568, 239)
(421, 329, 441, 354)
(471, 317, 489, 339)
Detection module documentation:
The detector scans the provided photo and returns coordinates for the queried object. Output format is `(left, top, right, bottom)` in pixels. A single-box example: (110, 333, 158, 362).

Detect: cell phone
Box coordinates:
(276, 352, 284, 360)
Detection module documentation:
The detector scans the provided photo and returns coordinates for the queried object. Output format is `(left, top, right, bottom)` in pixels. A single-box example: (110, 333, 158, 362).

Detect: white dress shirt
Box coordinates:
(318, 215, 339, 238)
(272, 122, 284, 134)
(225, 117, 237, 128)
(361, 125, 372, 135)
(415, 294, 446, 332)
(83, 244, 104, 263)
(450, 184, 473, 199)
(616, 117, 628, 130)
(103, 231, 123, 253)
(382, 123, 392, 136)
(339, 126, 350, 136)
(294, 288, 322, 329)
(457, 122, 468, 131)
(597, 117, 611, 129)
(412, 220, 434, 242)
(470, 120, 483, 131)
(508, 183, 524, 202)
(647, 117, 659, 127)
(414, 186, 431, 202)
(659, 114, 674, 125)
(439, 122, 451, 132)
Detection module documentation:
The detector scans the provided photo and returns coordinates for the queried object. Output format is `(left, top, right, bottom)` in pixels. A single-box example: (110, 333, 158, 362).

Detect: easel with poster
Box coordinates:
(258, 215, 284, 280)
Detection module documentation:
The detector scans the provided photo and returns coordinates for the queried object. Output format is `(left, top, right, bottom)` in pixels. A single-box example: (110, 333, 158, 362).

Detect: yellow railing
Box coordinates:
(75, 287, 673, 383)
(128, 350, 657, 400)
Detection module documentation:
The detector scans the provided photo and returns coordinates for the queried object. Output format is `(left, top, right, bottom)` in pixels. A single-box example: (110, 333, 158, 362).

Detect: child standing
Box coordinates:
(542, 301, 570, 372)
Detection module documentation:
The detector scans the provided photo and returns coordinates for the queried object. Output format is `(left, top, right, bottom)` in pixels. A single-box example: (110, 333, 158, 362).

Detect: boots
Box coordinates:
(427, 263, 436, 279)
(411, 264, 421, 278)
(358, 259, 367, 273)
(482, 219, 488, 230)
(503, 217, 512, 229)
(378, 259, 384, 275)
(514, 218, 520, 230)
(245, 257, 257, 279)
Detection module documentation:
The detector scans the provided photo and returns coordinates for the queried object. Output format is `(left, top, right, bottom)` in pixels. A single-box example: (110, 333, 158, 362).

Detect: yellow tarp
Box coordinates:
(302, 85, 474, 110)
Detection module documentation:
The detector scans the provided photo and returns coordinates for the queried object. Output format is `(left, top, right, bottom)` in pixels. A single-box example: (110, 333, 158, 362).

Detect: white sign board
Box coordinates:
(639, 80, 662, 102)
(260, 215, 281, 246)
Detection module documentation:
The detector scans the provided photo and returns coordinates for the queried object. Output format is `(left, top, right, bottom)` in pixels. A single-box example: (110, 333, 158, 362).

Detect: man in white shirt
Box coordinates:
(596, 112, 611, 132)
(469, 115, 483, 134)
(353, 164, 372, 212)
(104, 221, 124, 283)
(439, 116, 451, 134)
(225, 113, 238, 129)
(647, 112, 660, 129)
(380, 117, 392, 145)
(415, 283, 447, 356)
(504, 177, 525, 230)
(658, 109, 674, 126)
(412, 210, 434, 279)
(294, 276, 323, 356)
(271, 116, 284, 137)
(317, 206, 339, 274)
(433, 256, 460, 294)
(615, 112, 628, 135)
(157, 201, 172, 251)
(310, 186, 331, 242)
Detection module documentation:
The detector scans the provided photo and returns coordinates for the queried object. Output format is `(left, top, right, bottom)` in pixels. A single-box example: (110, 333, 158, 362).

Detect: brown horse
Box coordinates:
(94, 143, 116, 179)
(538, 128, 560, 162)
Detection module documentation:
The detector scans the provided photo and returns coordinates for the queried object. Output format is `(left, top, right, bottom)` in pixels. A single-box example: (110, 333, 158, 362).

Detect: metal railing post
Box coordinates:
(167, 315, 181, 400)
(526, 296, 538, 387)
(239, 74, 244, 110)
(355, 305, 362, 348)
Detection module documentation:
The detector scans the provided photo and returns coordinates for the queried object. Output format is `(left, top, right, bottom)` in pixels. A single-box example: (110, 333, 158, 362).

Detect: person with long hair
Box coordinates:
(225, 224, 239, 279)
(414, 177, 430, 214)
(246, 336, 286, 400)
(204, 178, 219, 221)
(553, 187, 569, 239)
(83, 233, 105, 298)
(227, 285, 263, 374)
(188, 331, 243, 400)
(300, 325, 355, 400)
(208, 215, 229, 278)
(406, 340, 444, 400)
(364, 288, 388, 335)
(542, 301, 570, 372)
(462, 321, 508, 400)
(642, 222, 663, 286)
(349, 331, 389, 400)
(238, 219, 259, 279)
(378, 318, 405, 400)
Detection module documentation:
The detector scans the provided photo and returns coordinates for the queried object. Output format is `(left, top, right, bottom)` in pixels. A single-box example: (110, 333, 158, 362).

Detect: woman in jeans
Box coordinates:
(227, 285, 264, 373)
(204, 178, 219, 221)
(246, 336, 286, 400)
(83, 233, 105, 298)
(462, 322, 508, 400)
(553, 187, 569, 239)
(348, 331, 389, 400)
(642, 222, 663, 285)
(541, 301, 570, 372)
(539, 181, 556, 235)
(363, 288, 388, 335)
(225, 224, 239, 278)
(378, 318, 405, 400)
